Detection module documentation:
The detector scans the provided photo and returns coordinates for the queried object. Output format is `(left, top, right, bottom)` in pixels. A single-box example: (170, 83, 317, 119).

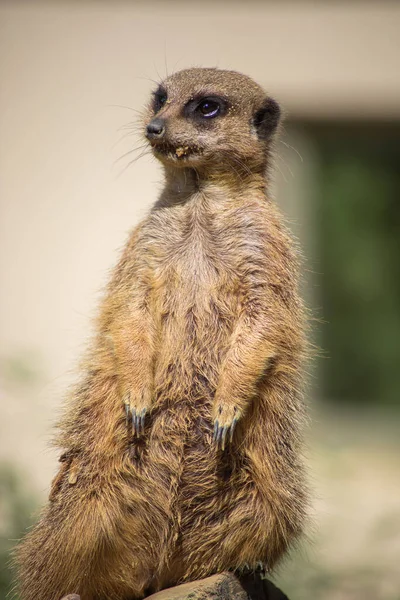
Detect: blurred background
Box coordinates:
(1, 2, 399, 599)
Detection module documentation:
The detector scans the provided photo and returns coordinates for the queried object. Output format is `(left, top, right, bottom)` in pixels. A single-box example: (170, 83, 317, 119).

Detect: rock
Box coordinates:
(148, 573, 247, 600)
(59, 572, 290, 600)
(147, 572, 289, 600)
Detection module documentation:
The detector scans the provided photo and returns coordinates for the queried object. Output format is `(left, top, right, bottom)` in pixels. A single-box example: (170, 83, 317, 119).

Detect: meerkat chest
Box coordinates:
(148, 214, 240, 294)
(142, 200, 269, 321)
(139, 200, 269, 367)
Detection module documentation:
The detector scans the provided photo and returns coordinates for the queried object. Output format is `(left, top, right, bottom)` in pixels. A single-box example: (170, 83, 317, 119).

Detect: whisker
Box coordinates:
(107, 104, 143, 115)
(274, 158, 288, 183)
(153, 63, 163, 85)
(164, 41, 169, 78)
(172, 57, 184, 73)
(280, 140, 303, 163)
(113, 144, 149, 167)
(219, 151, 246, 183)
(115, 149, 152, 179)
(111, 130, 141, 151)
(223, 156, 243, 181)
(228, 148, 253, 177)
(117, 121, 142, 132)
(223, 150, 253, 180)
(276, 152, 294, 179)
(134, 75, 161, 87)
(232, 154, 252, 177)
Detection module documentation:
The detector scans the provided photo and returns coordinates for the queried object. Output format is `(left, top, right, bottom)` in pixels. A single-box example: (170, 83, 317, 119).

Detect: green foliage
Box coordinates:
(0, 465, 38, 600)
(314, 125, 400, 405)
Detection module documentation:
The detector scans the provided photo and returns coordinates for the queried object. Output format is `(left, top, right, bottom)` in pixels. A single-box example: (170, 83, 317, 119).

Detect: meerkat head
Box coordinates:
(144, 68, 281, 175)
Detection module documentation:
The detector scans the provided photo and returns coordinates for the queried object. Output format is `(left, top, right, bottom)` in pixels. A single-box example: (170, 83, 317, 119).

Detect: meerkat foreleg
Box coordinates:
(212, 311, 276, 449)
(111, 302, 156, 437)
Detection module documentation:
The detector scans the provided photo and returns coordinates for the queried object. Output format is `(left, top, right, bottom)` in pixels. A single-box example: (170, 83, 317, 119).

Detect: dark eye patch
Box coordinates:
(153, 86, 168, 113)
(184, 95, 228, 123)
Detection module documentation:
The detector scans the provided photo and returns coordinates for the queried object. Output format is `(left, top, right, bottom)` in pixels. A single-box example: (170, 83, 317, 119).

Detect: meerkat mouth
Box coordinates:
(150, 141, 202, 161)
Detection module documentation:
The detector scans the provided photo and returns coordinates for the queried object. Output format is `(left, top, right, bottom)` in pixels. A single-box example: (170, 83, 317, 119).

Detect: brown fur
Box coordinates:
(16, 68, 308, 600)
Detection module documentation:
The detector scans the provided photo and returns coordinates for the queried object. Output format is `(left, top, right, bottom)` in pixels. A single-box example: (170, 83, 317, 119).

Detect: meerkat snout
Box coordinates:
(146, 118, 165, 140)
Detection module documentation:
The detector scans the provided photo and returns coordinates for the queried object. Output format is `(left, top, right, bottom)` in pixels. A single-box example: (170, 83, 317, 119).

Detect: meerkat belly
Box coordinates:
(150, 262, 241, 532)
(152, 251, 238, 406)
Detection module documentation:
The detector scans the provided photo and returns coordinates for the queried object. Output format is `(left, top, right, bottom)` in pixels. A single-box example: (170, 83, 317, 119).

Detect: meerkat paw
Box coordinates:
(234, 561, 270, 578)
(123, 388, 153, 437)
(212, 402, 242, 450)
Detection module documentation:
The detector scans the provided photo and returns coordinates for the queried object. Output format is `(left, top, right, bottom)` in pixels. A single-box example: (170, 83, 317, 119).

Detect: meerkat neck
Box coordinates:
(162, 164, 267, 202)
(164, 166, 199, 198)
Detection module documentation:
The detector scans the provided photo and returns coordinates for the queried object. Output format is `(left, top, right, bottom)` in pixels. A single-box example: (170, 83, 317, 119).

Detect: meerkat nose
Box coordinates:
(146, 118, 165, 139)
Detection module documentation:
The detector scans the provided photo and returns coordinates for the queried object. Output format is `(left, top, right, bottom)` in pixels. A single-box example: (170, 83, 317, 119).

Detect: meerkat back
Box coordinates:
(16, 67, 308, 600)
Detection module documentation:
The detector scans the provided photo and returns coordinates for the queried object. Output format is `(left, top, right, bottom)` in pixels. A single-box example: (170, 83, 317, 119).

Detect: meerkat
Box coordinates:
(16, 68, 308, 600)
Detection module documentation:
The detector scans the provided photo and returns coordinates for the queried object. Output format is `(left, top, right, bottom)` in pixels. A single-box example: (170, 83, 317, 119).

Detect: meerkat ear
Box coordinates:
(253, 97, 281, 140)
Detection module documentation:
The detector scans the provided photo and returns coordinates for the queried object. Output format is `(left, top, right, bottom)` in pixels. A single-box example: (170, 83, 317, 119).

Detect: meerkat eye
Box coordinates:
(196, 99, 221, 118)
(153, 89, 168, 113)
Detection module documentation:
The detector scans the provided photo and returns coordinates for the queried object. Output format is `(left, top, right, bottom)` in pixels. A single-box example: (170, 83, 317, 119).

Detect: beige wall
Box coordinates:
(1, 1, 400, 494)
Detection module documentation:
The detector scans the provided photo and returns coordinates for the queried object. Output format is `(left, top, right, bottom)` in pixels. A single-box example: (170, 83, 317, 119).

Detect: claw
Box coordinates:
(130, 407, 147, 436)
(221, 425, 228, 451)
(132, 409, 140, 436)
(230, 417, 238, 443)
(213, 418, 238, 450)
(255, 562, 269, 579)
(213, 420, 219, 442)
(216, 423, 223, 446)
(235, 563, 251, 576)
(213, 422, 222, 448)
(131, 408, 137, 435)
(140, 409, 146, 433)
